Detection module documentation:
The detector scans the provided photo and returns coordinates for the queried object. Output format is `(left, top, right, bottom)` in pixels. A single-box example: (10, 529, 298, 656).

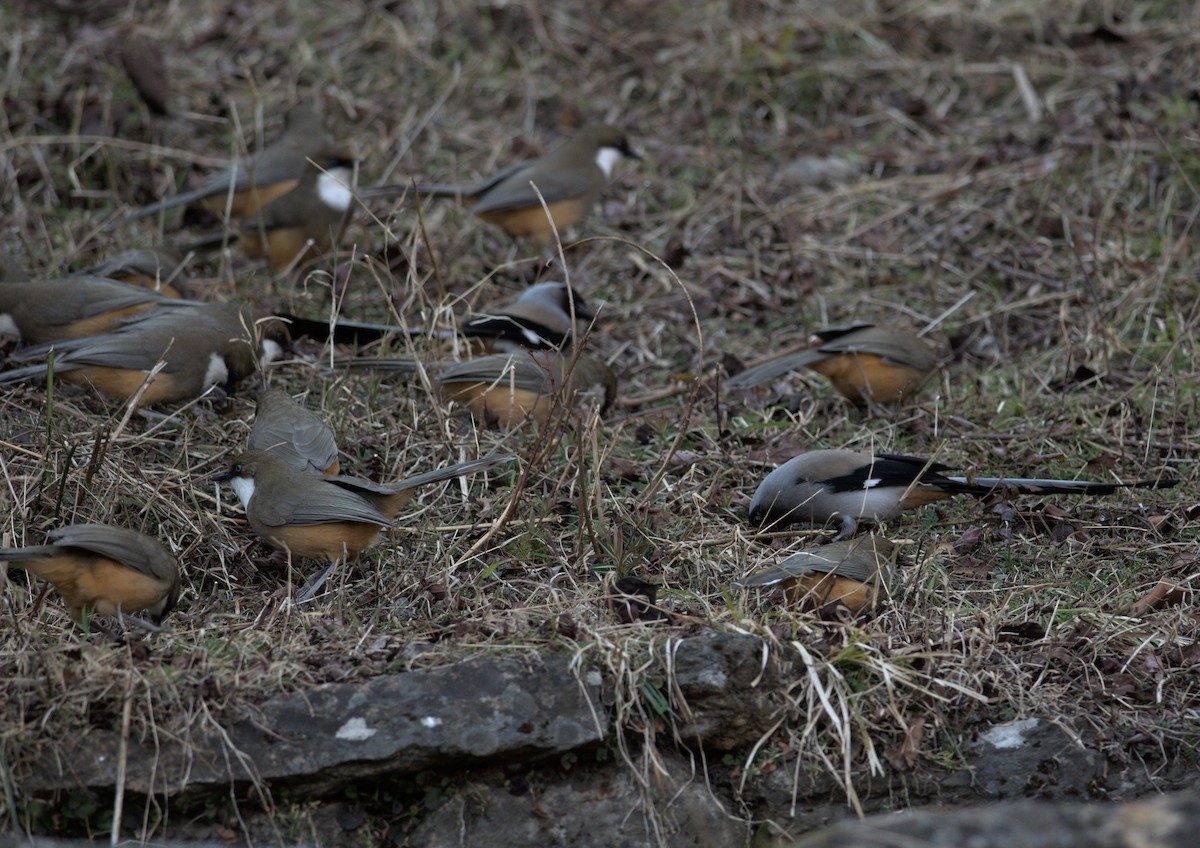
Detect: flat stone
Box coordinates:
(787, 790, 1200, 847)
(668, 631, 791, 750)
(24, 652, 607, 798)
(410, 750, 747, 848)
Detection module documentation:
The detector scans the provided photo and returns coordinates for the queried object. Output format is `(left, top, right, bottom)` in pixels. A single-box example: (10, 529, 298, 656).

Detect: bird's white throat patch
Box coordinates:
(229, 477, 256, 508)
(318, 170, 353, 211)
(0, 313, 19, 340)
(203, 352, 229, 389)
(261, 338, 284, 366)
(595, 147, 622, 177)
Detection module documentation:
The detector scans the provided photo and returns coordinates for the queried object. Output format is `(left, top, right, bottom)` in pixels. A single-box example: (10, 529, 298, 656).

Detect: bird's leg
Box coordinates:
(295, 561, 339, 603)
(115, 611, 169, 633)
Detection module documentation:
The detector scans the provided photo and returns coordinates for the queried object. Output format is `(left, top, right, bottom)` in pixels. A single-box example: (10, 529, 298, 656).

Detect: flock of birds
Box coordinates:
(0, 103, 1179, 634)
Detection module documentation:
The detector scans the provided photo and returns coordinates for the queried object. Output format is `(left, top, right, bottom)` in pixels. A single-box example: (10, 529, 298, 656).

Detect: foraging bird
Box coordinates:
(278, 280, 596, 350)
(185, 150, 357, 273)
(1, 524, 180, 629)
(248, 388, 341, 475)
(215, 450, 514, 599)
(737, 534, 900, 616)
(461, 281, 596, 351)
(435, 350, 618, 429)
(748, 449, 1179, 539)
(364, 123, 640, 247)
(123, 104, 331, 222)
(84, 247, 188, 297)
(0, 301, 284, 408)
(336, 349, 617, 429)
(727, 322, 937, 406)
(0, 276, 176, 346)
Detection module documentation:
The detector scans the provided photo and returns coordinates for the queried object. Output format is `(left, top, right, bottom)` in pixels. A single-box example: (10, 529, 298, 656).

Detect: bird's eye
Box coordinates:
(232, 464, 244, 475)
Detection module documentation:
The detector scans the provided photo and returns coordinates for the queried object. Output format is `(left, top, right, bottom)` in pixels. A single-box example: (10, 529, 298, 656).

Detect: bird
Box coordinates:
(461, 281, 596, 351)
(726, 322, 937, 406)
(122, 103, 332, 222)
(84, 247, 188, 297)
(435, 350, 618, 429)
(364, 123, 640, 247)
(748, 449, 1179, 539)
(1, 523, 180, 630)
(186, 150, 357, 273)
(248, 387, 341, 475)
(737, 534, 900, 616)
(0, 301, 285, 408)
(214, 450, 514, 600)
(0, 276, 177, 346)
(335, 349, 617, 429)
(277, 280, 596, 350)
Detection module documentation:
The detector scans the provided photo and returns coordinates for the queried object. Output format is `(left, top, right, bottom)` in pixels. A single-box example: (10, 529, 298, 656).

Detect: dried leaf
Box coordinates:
(953, 525, 984, 554)
(884, 716, 924, 771)
(1130, 580, 1193, 616)
(952, 555, 993, 579)
(119, 37, 170, 116)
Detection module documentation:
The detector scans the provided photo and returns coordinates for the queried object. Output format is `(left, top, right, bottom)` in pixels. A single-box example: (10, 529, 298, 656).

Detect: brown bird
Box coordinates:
(335, 349, 617, 429)
(1, 523, 180, 629)
(215, 450, 514, 600)
(84, 247, 188, 297)
(365, 123, 640, 247)
(727, 323, 937, 406)
(737, 534, 900, 616)
(436, 350, 618, 429)
(248, 387, 341, 475)
(187, 150, 357, 273)
(278, 280, 596, 351)
(0, 301, 284, 408)
(748, 449, 1179, 539)
(123, 104, 332, 222)
(0, 276, 176, 346)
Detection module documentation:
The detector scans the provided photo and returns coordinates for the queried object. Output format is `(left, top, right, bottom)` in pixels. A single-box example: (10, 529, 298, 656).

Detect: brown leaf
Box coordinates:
(119, 36, 170, 116)
(609, 576, 669, 624)
(1129, 580, 1194, 616)
(999, 621, 1048, 643)
(607, 457, 643, 481)
(884, 717, 924, 771)
(1177, 643, 1200, 667)
(1042, 503, 1071, 520)
(952, 555, 993, 579)
(952, 525, 984, 554)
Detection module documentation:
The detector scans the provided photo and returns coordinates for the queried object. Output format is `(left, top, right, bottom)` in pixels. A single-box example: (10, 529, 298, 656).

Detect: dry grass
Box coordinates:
(2, 0, 1199, 840)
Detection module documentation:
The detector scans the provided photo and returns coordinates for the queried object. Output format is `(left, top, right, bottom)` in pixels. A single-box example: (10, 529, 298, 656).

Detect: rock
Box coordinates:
(25, 652, 606, 798)
(785, 790, 1200, 847)
(668, 631, 790, 750)
(411, 750, 747, 848)
(958, 716, 1104, 799)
